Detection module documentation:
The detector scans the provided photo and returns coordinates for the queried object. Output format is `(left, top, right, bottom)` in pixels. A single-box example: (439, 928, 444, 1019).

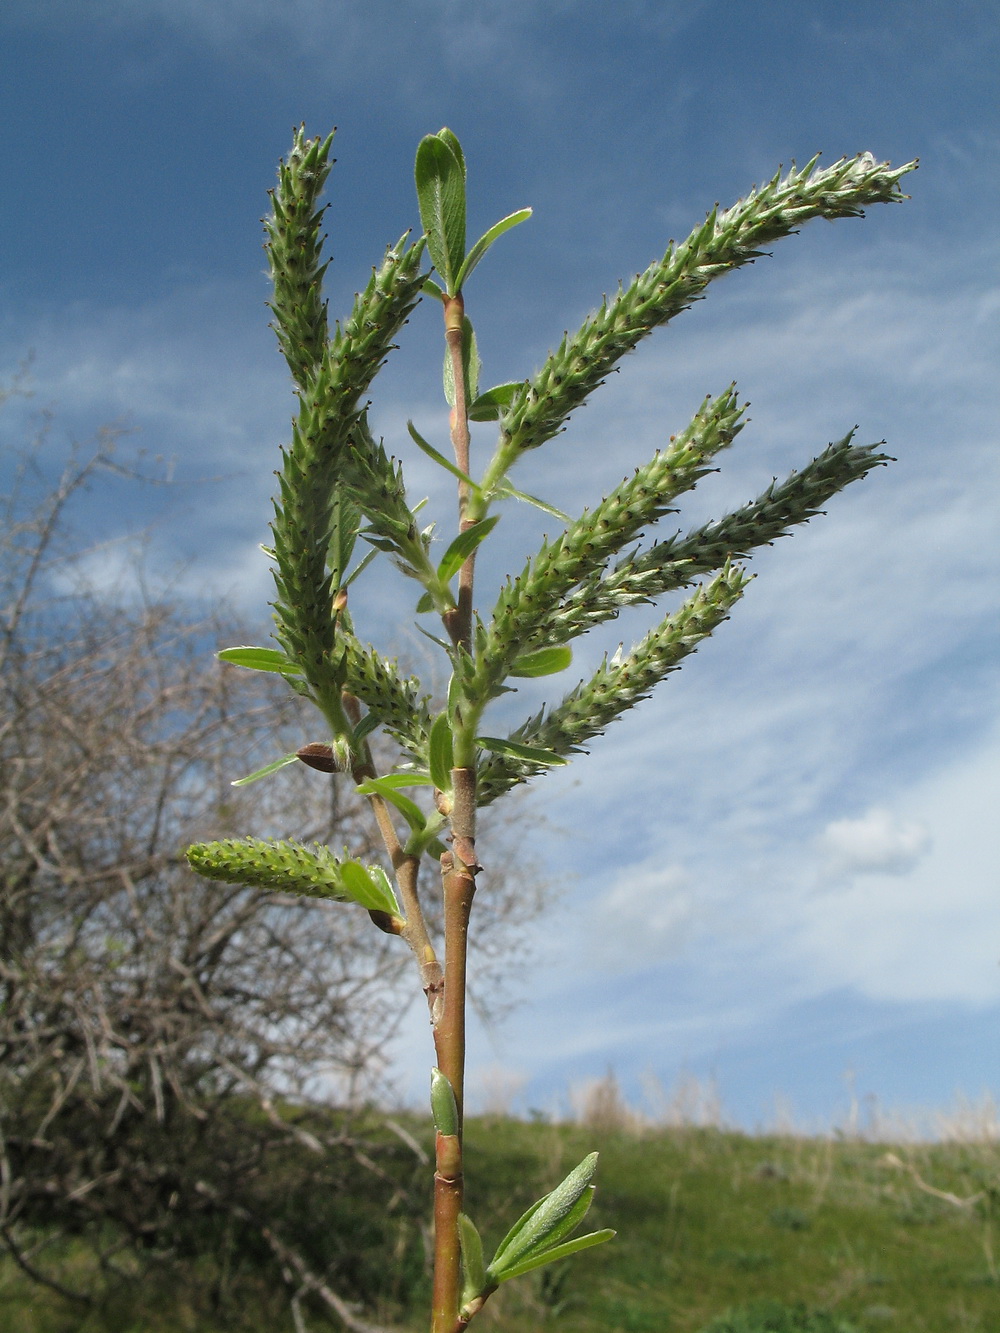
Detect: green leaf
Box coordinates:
(436, 128, 466, 179)
(365, 865, 401, 914)
(415, 132, 466, 294)
(355, 778, 427, 832)
(469, 382, 522, 423)
(459, 1214, 487, 1305)
(428, 712, 455, 792)
(230, 753, 299, 787)
(407, 420, 479, 489)
(510, 645, 573, 678)
(490, 1198, 546, 1270)
(403, 810, 449, 858)
(414, 622, 455, 652)
(494, 479, 570, 521)
(476, 737, 568, 766)
(455, 208, 532, 291)
(327, 491, 361, 587)
(490, 1152, 599, 1274)
(493, 1183, 594, 1274)
(489, 1230, 616, 1283)
(341, 543, 379, 590)
(422, 277, 446, 302)
(437, 516, 500, 584)
(352, 712, 381, 746)
(218, 647, 302, 676)
(356, 772, 434, 791)
(415, 592, 434, 613)
(338, 859, 399, 914)
(443, 316, 481, 407)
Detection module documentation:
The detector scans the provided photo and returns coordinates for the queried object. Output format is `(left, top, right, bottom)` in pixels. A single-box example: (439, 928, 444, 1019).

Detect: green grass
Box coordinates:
(2, 1117, 997, 1332)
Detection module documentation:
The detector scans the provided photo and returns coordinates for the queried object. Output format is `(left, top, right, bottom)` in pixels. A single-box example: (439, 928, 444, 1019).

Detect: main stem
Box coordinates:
(431, 293, 479, 1333)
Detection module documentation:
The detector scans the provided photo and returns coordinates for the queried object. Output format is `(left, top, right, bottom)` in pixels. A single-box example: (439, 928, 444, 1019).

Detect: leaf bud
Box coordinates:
(297, 742, 336, 772)
(430, 1066, 460, 1136)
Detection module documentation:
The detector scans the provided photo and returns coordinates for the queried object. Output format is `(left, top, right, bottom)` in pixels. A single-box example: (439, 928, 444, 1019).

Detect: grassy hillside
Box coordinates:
(462, 1117, 999, 1332)
(1, 1114, 997, 1332)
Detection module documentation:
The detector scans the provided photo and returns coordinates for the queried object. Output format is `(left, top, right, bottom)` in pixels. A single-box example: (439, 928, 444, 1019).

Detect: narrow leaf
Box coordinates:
(352, 712, 381, 746)
(437, 516, 500, 584)
(230, 753, 299, 787)
(414, 622, 454, 652)
(355, 779, 427, 832)
(219, 647, 302, 676)
(342, 543, 379, 590)
(415, 133, 466, 293)
(490, 1230, 616, 1283)
(477, 737, 568, 766)
(494, 480, 570, 521)
(407, 420, 479, 488)
(356, 773, 434, 791)
(327, 490, 361, 587)
(455, 208, 532, 291)
(422, 277, 446, 302)
(428, 712, 455, 792)
(510, 645, 573, 678)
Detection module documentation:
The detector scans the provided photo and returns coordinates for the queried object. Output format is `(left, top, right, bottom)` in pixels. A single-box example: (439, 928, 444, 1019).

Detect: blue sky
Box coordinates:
(2, 0, 998, 1130)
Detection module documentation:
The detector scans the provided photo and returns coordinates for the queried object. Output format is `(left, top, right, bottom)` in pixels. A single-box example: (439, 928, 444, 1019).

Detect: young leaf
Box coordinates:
(407, 420, 479, 489)
(443, 315, 481, 408)
(356, 772, 434, 792)
(415, 131, 466, 294)
(428, 711, 455, 792)
(341, 543, 379, 590)
(459, 1214, 487, 1305)
(510, 645, 573, 678)
(455, 208, 532, 291)
(469, 381, 522, 423)
(327, 490, 361, 587)
(489, 1152, 599, 1274)
(436, 127, 466, 179)
(230, 753, 299, 787)
(493, 479, 570, 521)
(477, 737, 568, 766)
(338, 859, 400, 914)
(352, 712, 381, 746)
(218, 646, 302, 676)
(489, 1229, 616, 1283)
(402, 809, 448, 858)
(364, 864, 401, 915)
(437, 516, 500, 585)
(355, 777, 428, 832)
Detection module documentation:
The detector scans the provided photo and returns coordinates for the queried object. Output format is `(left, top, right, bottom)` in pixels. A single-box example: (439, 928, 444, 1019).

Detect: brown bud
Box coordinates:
(296, 743, 336, 773)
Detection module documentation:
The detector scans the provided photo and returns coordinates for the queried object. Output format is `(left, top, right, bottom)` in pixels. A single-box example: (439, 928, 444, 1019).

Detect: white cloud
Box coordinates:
(588, 864, 697, 970)
(789, 722, 1000, 1005)
(818, 807, 931, 877)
